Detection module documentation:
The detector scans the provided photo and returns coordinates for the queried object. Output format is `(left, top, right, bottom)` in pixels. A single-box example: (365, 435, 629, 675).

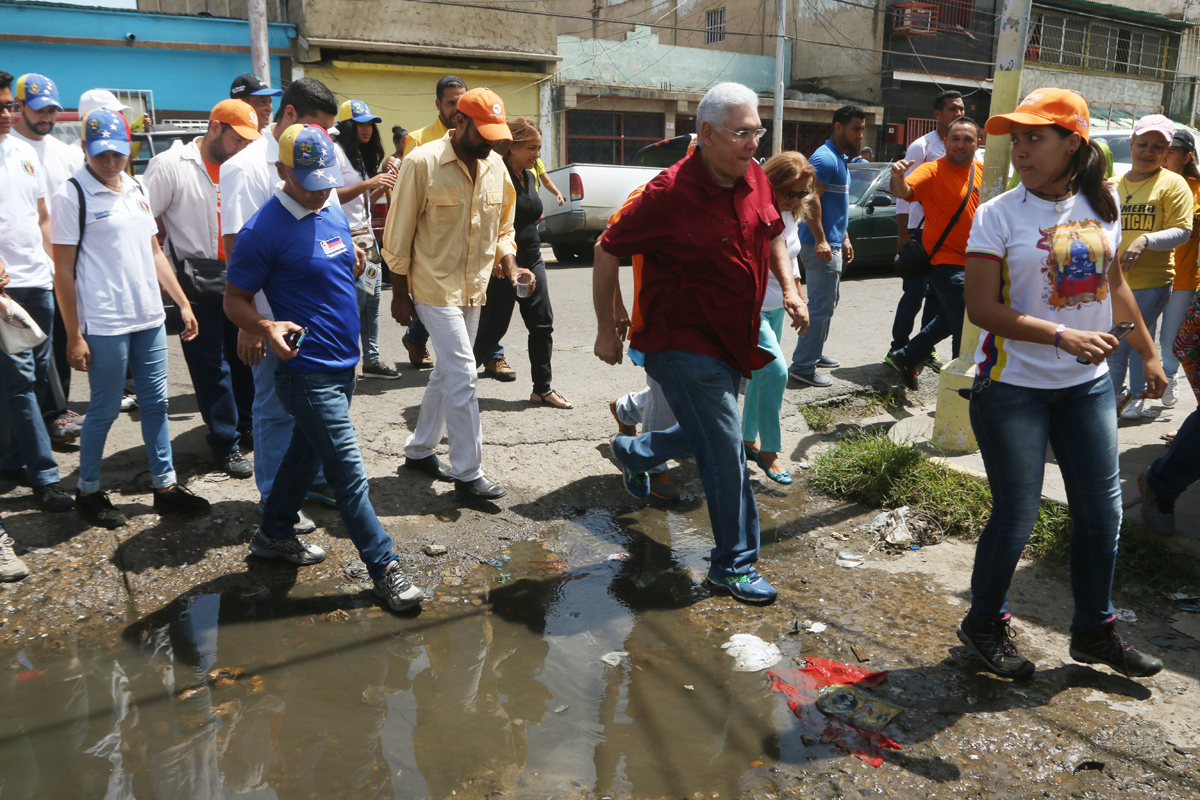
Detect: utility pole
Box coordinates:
(772, 0, 786, 156)
(249, 0, 271, 85)
(929, 0, 1033, 452)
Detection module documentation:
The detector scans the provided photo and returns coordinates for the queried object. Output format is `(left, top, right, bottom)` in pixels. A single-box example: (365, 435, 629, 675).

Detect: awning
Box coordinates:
(892, 70, 993, 91)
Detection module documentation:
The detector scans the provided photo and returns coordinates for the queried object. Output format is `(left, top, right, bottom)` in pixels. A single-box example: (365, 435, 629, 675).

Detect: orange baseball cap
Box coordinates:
(985, 88, 1090, 141)
(210, 99, 262, 141)
(456, 87, 509, 141)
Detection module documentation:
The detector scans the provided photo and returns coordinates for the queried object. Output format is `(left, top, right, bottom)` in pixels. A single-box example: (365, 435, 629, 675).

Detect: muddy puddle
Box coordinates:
(2, 485, 1199, 799)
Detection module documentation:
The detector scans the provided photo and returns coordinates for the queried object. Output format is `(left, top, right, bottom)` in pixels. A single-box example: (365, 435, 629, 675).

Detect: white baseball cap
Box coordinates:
(77, 89, 135, 119)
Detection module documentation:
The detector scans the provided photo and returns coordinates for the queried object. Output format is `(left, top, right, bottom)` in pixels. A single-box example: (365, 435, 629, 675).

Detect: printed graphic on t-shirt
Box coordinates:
(1036, 220, 1110, 309)
(21, 160, 34, 177)
(137, 199, 151, 216)
(1122, 203, 1156, 232)
(320, 236, 347, 258)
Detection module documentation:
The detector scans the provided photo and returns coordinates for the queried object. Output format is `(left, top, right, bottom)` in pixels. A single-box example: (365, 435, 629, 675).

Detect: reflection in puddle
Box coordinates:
(1, 502, 831, 799)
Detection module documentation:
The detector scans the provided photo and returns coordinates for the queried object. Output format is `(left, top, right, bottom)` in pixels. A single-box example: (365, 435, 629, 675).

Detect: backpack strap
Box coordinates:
(68, 177, 85, 271)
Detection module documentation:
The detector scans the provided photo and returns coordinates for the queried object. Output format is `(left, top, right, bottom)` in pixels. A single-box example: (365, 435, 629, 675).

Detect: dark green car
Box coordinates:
(843, 163, 898, 269)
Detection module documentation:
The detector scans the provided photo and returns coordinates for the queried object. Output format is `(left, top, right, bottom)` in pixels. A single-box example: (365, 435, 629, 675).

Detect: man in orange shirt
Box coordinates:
(884, 116, 982, 389)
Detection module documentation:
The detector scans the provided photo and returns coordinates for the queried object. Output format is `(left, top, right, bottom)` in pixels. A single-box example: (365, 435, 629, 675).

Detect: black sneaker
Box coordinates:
(956, 613, 1035, 679)
(885, 351, 920, 391)
(1069, 619, 1163, 678)
(374, 561, 424, 611)
(154, 485, 211, 517)
(33, 482, 75, 512)
(76, 490, 127, 529)
(220, 450, 254, 479)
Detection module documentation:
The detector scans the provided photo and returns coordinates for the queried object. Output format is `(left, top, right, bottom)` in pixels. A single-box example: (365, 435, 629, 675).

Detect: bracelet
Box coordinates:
(1054, 324, 1067, 359)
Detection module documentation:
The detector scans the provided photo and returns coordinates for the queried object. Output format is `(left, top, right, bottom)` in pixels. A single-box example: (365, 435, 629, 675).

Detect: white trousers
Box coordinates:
(404, 302, 484, 482)
(613, 375, 677, 474)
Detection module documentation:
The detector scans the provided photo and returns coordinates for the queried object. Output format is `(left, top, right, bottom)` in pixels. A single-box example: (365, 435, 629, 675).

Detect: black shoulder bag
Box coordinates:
(168, 239, 227, 307)
(893, 160, 976, 282)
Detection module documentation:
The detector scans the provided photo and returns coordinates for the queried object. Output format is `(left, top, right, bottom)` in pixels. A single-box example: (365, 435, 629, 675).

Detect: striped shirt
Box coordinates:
(799, 139, 850, 246)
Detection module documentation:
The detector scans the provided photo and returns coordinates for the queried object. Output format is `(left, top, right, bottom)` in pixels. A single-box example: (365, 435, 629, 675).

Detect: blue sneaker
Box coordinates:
(306, 483, 337, 507)
(704, 571, 778, 605)
(610, 434, 651, 499)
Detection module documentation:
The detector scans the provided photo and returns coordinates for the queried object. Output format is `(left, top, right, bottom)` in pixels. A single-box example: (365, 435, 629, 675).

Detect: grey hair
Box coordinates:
(697, 82, 760, 132)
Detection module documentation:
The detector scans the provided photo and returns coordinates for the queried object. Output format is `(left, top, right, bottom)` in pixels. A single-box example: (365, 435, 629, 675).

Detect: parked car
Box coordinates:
(1090, 121, 1200, 178)
(843, 163, 898, 268)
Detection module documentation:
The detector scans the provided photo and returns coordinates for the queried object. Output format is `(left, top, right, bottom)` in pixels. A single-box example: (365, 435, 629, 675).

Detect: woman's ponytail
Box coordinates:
(1066, 137, 1118, 223)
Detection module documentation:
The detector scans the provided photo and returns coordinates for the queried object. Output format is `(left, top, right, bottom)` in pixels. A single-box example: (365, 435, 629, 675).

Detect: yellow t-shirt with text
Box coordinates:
(1112, 169, 1193, 289)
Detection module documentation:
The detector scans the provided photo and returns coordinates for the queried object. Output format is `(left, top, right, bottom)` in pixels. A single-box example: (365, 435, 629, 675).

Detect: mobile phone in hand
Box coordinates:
(1076, 321, 1134, 364)
(284, 327, 308, 350)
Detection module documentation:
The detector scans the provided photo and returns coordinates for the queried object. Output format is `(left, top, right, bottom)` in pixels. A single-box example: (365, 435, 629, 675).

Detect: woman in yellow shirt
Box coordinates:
(1158, 129, 1200, 418)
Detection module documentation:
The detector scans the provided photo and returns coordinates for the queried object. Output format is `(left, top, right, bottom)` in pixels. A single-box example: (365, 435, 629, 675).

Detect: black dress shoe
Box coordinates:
(403, 454, 453, 482)
(455, 476, 506, 499)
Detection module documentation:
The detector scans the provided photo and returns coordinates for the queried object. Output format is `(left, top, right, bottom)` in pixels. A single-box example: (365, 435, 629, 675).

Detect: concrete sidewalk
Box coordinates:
(889, 385, 1200, 557)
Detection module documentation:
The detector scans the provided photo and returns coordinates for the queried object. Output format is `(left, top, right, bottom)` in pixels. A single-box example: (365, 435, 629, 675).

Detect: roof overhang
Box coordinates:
(892, 70, 993, 91)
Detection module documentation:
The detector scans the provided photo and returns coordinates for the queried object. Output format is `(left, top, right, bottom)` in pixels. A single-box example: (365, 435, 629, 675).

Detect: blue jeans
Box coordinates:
(893, 266, 966, 369)
(1146, 407, 1200, 503)
(358, 276, 382, 364)
(968, 375, 1120, 628)
(1159, 288, 1194, 377)
(790, 244, 842, 374)
(1108, 284, 1171, 396)
(0, 287, 59, 487)
(264, 365, 398, 579)
(179, 304, 254, 455)
(891, 229, 941, 351)
(406, 317, 429, 347)
(742, 308, 787, 452)
(611, 350, 759, 577)
(79, 325, 175, 493)
(252, 351, 324, 497)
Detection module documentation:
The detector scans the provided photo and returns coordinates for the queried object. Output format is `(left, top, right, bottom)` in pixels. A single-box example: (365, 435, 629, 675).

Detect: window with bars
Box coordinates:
(936, 0, 975, 31)
(566, 110, 665, 166)
(705, 8, 726, 44)
(1027, 10, 1171, 79)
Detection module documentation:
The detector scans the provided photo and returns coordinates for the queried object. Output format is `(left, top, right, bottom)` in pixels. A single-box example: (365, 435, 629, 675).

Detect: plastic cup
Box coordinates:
(516, 273, 531, 298)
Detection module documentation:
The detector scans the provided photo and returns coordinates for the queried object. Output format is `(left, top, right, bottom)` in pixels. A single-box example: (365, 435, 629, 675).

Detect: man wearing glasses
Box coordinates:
(787, 104, 867, 387)
(592, 82, 808, 606)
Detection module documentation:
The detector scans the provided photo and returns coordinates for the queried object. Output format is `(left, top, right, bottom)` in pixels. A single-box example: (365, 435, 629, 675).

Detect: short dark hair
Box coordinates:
(436, 76, 467, 101)
(934, 90, 963, 112)
(392, 124, 409, 142)
(274, 77, 337, 123)
(833, 105, 866, 127)
(946, 116, 979, 135)
(0, 71, 12, 93)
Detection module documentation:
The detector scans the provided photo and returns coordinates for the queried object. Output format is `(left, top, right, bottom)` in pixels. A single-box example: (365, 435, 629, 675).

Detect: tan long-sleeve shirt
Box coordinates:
(381, 134, 517, 307)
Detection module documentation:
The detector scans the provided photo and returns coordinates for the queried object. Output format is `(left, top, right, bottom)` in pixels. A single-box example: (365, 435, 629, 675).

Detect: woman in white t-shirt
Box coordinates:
(742, 152, 811, 484)
(958, 89, 1165, 681)
(49, 108, 211, 530)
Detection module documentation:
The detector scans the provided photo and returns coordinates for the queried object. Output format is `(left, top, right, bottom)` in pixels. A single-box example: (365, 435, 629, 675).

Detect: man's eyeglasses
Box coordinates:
(718, 125, 768, 142)
(784, 189, 811, 200)
(0, 102, 20, 113)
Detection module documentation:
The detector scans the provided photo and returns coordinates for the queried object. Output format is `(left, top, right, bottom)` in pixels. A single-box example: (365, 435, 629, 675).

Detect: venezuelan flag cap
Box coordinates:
(81, 108, 131, 157)
(16, 74, 63, 111)
(278, 124, 344, 191)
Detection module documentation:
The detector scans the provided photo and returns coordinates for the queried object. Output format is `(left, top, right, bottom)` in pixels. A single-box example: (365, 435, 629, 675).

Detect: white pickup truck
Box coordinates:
(537, 135, 695, 263)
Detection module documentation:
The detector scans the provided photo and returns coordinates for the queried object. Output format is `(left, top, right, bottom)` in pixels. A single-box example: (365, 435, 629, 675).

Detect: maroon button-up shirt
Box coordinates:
(600, 151, 784, 377)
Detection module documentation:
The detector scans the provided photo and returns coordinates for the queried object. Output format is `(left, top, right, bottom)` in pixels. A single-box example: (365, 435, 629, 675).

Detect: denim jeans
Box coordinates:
(968, 375, 1120, 628)
(406, 317, 430, 346)
(890, 229, 941, 351)
(1146, 407, 1200, 503)
(357, 276, 383, 365)
(0, 287, 60, 487)
(790, 244, 842, 374)
(179, 304, 254, 455)
(79, 325, 175, 493)
(742, 308, 788, 453)
(611, 350, 760, 577)
(1108, 284, 1171, 396)
(893, 266, 967, 369)
(264, 364, 399, 579)
(252, 351, 324, 498)
(1159, 287, 1195, 377)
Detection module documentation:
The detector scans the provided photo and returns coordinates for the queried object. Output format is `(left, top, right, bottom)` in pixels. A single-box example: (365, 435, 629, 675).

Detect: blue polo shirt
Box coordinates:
(226, 188, 360, 374)
(799, 139, 851, 247)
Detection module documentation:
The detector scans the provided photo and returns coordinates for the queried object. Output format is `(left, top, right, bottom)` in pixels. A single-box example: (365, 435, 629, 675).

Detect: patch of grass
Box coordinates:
(798, 404, 835, 433)
(809, 431, 1200, 592)
(860, 389, 904, 418)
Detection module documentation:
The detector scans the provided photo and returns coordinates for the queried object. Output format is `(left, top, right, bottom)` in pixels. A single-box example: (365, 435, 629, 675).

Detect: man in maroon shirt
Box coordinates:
(592, 82, 809, 605)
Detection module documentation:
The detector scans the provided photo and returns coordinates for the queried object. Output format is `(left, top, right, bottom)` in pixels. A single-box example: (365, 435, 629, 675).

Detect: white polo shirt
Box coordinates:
(10, 129, 84, 196)
(897, 130, 946, 230)
(0, 135, 53, 290)
(143, 137, 221, 261)
(50, 168, 164, 336)
(334, 142, 370, 228)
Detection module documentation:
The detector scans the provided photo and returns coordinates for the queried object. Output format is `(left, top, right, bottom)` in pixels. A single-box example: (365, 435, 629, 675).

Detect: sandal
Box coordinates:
(531, 389, 573, 409)
(744, 444, 793, 485)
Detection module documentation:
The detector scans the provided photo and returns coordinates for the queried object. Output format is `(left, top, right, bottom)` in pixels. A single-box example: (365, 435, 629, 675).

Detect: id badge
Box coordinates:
(362, 263, 381, 294)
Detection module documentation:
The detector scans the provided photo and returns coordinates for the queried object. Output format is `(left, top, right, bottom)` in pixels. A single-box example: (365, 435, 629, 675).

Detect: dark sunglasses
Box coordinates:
(0, 102, 20, 113)
(783, 189, 811, 200)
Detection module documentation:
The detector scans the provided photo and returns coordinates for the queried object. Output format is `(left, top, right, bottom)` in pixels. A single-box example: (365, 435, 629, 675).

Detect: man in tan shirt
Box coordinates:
(382, 87, 528, 499)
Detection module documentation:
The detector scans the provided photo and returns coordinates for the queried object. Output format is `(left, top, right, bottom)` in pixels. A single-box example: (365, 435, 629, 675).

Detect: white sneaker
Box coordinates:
(0, 532, 29, 582)
(1162, 375, 1179, 408)
(1121, 398, 1144, 420)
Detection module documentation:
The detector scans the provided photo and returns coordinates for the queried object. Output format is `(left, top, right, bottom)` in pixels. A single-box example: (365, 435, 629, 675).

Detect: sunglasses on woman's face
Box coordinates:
(784, 189, 811, 200)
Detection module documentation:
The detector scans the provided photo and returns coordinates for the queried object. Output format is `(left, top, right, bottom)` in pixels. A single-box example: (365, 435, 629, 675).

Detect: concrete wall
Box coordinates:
(137, 0, 286, 21)
(1023, 66, 1166, 110)
(556, 25, 784, 93)
(791, 0, 884, 103)
(553, 0, 773, 55)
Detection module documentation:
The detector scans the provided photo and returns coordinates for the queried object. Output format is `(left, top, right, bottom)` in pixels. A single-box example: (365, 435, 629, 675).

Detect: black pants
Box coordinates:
(40, 303, 71, 421)
(180, 303, 255, 455)
(473, 249, 554, 393)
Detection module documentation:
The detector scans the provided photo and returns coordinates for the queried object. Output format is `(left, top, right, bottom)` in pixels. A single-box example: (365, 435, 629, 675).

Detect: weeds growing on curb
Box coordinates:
(810, 431, 1199, 592)
(799, 404, 835, 433)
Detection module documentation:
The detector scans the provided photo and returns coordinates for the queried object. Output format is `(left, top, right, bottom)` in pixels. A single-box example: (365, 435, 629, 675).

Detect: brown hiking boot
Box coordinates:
(485, 356, 517, 382)
(402, 335, 433, 369)
(609, 399, 637, 436)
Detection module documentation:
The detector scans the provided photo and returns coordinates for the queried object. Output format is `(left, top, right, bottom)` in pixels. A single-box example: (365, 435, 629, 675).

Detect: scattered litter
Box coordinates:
(1175, 603, 1200, 613)
(1114, 608, 1138, 623)
(422, 544, 448, 557)
(1074, 761, 1105, 774)
(553, 705, 570, 714)
(836, 552, 864, 568)
(605, 552, 630, 562)
(1147, 634, 1197, 651)
(684, 685, 694, 691)
(878, 508, 913, 544)
(325, 609, 351, 623)
(850, 645, 871, 664)
(816, 684, 903, 734)
(829, 531, 850, 542)
(342, 562, 369, 581)
(600, 651, 628, 667)
(865, 506, 944, 549)
(796, 460, 812, 470)
(207, 667, 243, 687)
(806, 622, 828, 634)
(721, 634, 782, 672)
(1168, 591, 1200, 602)
(202, 472, 231, 483)
(909, 545, 921, 551)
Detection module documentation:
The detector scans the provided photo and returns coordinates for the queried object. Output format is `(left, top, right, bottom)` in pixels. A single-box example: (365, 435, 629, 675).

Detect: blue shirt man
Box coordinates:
(224, 123, 423, 612)
(789, 106, 867, 387)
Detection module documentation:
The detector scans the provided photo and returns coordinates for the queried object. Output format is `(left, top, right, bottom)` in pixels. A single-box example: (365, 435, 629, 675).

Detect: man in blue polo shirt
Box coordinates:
(788, 105, 866, 388)
(224, 123, 422, 612)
